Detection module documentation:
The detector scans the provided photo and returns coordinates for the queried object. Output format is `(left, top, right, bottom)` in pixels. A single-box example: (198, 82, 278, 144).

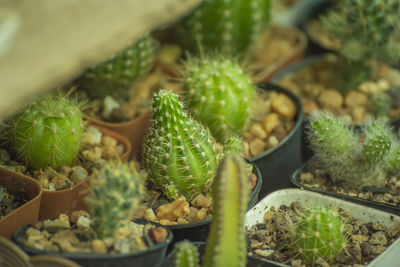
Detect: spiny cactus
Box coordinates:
(171, 240, 200, 267)
(178, 0, 271, 55)
(223, 136, 243, 155)
(294, 207, 346, 264)
(142, 89, 219, 201)
(78, 34, 155, 100)
(202, 154, 249, 267)
(8, 93, 83, 171)
(362, 121, 392, 164)
(370, 92, 391, 118)
(183, 57, 255, 143)
(85, 161, 146, 239)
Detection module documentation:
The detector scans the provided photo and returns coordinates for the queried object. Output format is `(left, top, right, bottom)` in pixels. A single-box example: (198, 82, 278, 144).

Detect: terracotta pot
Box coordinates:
(0, 169, 42, 239)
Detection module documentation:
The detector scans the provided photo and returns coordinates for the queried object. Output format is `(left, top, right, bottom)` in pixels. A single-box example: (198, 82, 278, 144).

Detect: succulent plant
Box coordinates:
(370, 92, 391, 118)
(142, 89, 219, 201)
(178, 0, 271, 55)
(171, 240, 200, 267)
(223, 136, 243, 155)
(183, 57, 255, 143)
(78, 34, 155, 100)
(7, 93, 83, 171)
(362, 121, 392, 164)
(85, 161, 146, 239)
(294, 207, 346, 264)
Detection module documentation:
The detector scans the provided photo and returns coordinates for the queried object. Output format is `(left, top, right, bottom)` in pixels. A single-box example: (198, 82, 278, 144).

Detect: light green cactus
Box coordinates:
(223, 136, 243, 155)
(171, 240, 200, 267)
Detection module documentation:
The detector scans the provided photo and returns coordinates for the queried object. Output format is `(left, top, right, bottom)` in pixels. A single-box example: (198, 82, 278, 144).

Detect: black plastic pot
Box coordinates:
(249, 83, 304, 199)
(12, 220, 173, 267)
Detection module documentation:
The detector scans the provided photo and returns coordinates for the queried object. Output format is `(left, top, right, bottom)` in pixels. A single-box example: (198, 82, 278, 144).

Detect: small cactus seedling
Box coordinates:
(202, 154, 249, 267)
(8, 93, 83, 171)
(78, 34, 155, 100)
(178, 0, 271, 55)
(85, 161, 146, 239)
(171, 240, 200, 267)
(294, 207, 346, 264)
(142, 89, 219, 200)
(183, 57, 255, 143)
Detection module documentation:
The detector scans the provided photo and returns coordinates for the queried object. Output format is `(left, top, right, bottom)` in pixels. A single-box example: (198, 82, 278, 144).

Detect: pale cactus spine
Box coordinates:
(85, 161, 146, 239)
(183, 57, 255, 143)
(142, 89, 219, 200)
(172, 240, 200, 267)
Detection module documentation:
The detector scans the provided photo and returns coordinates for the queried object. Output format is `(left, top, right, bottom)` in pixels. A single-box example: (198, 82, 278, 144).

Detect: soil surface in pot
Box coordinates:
(0, 126, 125, 191)
(247, 201, 400, 266)
(306, 19, 341, 52)
(0, 186, 28, 219)
(299, 161, 400, 207)
(277, 54, 400, 123)
(18, 211, 167, 254)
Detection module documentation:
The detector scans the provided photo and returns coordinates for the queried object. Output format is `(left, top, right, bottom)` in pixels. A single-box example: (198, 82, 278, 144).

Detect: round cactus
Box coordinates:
(172, 240, 200, 267)
(223, 136, 243, 155)
(183, 57, 255, 143)
(9, 94, 83, 171)
(362, 121, 392, 164)
(78, 34, 155, 100)
(294, 207, 346, 264)
(85, 161, 146, 239)
(142, 89, 219, 200)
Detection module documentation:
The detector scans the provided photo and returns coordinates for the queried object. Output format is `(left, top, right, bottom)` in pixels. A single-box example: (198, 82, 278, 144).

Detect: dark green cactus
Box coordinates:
(202, 154, 248, 267)
(78, 34, 155, 100)
(370, 92, 391, 118)
(8, 93, 83, 171)
(178, 0, 271, 55)
(142, 89, 219, 200)
(171, 240, 200, 267)
(183, 57, 255, 143)
(294, 207, 346, 264)
(85, 161, 146, 239)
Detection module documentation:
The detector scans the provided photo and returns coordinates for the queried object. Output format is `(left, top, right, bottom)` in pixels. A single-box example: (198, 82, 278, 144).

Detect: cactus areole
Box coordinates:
(10, 95, 83, 171)
(143, 89, 219, 200)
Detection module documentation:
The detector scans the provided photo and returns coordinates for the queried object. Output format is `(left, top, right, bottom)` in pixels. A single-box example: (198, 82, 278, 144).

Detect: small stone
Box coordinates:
(261, 113, 280, 134)
(291, 259, 304, 267)
(144, 208, 156, 221)
(250, 123, 267, 139)
(299, 172, 314, 184)
(352, 234, 369, 242)
(318, 89, 343, 111)
(51, 174, 73, 190)
(359, 81, 378, 94)
(241, 141, 250, 158)
(352, 106, 367, 122)
(70, 166, 88, 184)
(177, 218, 189, 224)
(370, 232, 387, 245)
(159, 219, 177, 225)
(81, 126, 102, 146)
(156, 199, 190, 221)
(266, 136, 279, 149)
(101, 135, 117, 147)
(59, 166, 72, 177)
(376, 79, 390, 91)
(191, 194, 212, 208)
(360, 242, 371, 256)
(58, 214, 69, 222)
(25, 227, 42, 240)
(249, 138, 265, 157)
(37, 174, 49, 189)
(70, 210, 90, 224)
(82, 147, 103, 162)
(248, 173, 257, 192)
(315, 257, 330, 267)
(76, 216, 91, 230)
(42, 219, 70, 233)
(102, 96, 121, 120)
(114, 238, 131, 254)
(148, 227, 168, 244)
(254, 249, 274, 258)
(92, 240, 107, 254)
(195, 208, 208, 221)
(303, 100, 319, 114)
(387, 226, 400, 238)
(44, 167, 59, 179)
(101, 146, 120, 160)
(271, 93, 297, 120)
(48, 183, 56, 191)
(345, 91, 368, 108)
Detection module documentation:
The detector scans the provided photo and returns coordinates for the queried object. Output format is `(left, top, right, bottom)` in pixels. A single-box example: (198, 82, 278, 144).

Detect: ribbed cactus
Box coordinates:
(370, 92, 391, 118)
(202, 154, 249, 267)
(85, 161, 146, 239)
(171, 240, 200, 267)
(142, 89, 219, 200)
(223, 136, 243, 155)
(183, 57, 255, 143)
(8, 93, 83, 171)
(362, 121, 392, 164)
(178, 0, 271, 55)
(78, 34, 155, 100)
(294, 208, 346, 264)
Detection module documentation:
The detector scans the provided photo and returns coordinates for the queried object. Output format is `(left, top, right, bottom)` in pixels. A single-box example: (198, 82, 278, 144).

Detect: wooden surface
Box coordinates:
(0, 0, 199, 119)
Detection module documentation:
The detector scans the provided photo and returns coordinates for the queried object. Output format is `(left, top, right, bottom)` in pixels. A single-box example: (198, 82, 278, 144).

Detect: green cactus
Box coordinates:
(183, 57, 255, 143)
(362, 121, 392, 164)
(202, 154, 248, 267)
(370, 92, 391, 118)
(171, 240, 200, 267)
(223, 136, 242, 155)
(294, 207, 346, 264)
(142, 89, 219, 201)
(78, 34, 155, 100)
(7, 93, 83, 171)
(85, 161, 146, 239)
(178, 0, 271, 55)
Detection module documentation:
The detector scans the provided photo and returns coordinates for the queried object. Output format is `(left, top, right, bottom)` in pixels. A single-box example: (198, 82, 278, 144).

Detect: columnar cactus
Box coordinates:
(183, 57, 255, 143)
(85, 161, 146, 239)
(142, 89, 219, 200)
(171, 240, 200, 267)
(178, 0, 271, 55)
(78, 34, 155, 100)
(294, 207, 346, 264)
(8, 93, 83, 171)
(202, 154, 249, 267)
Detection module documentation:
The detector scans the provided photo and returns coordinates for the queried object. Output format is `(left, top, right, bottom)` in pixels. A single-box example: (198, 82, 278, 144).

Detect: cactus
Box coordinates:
(202, 154, 249, 267)
(7, 93, 83, 171)
(370, 92, 391, 118)
(178, 0, 271, 55)
(85, 161, 146, 239)
(362, 121, 392, 164)
(142, 89, 219, 200)
(171, 240, 200, 267)
(294, 207, 346, 264)
(223, 136, 242, 155)
(78, 34, 155, 100)
(183, 57, 255, 143)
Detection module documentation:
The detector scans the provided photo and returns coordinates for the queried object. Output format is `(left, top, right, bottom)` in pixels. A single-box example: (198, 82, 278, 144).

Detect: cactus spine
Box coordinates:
(142, 89, 219, 200)
(183, 57, 255, 143)
(79, 34, 155, 100)
(202, 154, 249, 267)
(85, 161, 146, 239)
(172, 240, 200, 267)
(8, 93, 83, 171)
(294, 208, 346, 264)
(179, 0, 271, 55)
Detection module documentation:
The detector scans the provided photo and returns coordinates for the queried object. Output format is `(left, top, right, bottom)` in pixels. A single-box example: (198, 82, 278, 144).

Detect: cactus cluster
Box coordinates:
(294, 207, 346, 264)
(7, 93, 83, 171)
(307, 112, 400, 187)
(183, 57, 255, 143)
(142, 89, 219, 201)
(85, 161, 146, 239)
(78, 34, 155, 100)
(178, 0, 271, 56)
